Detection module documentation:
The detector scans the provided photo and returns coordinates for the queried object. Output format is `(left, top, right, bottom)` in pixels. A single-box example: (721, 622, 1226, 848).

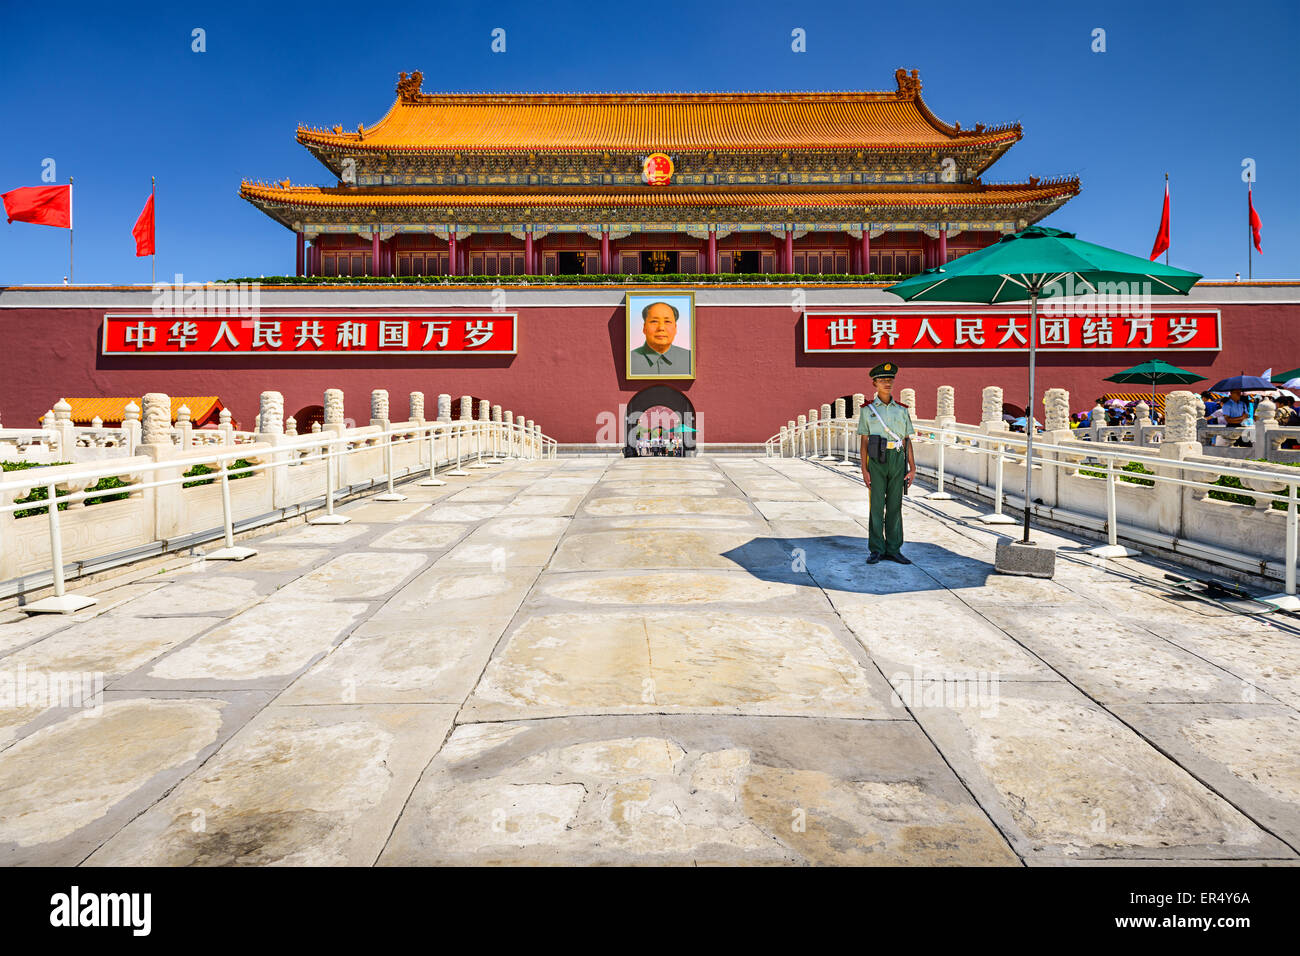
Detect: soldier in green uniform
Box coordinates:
(857, 360, 916, 564)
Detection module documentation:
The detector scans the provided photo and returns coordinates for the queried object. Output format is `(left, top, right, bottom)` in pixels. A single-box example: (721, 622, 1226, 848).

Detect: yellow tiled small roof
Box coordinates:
(240, 180, 1080, 211)
(1101, 392, 1167, 415)
(55, 397, 224, 426)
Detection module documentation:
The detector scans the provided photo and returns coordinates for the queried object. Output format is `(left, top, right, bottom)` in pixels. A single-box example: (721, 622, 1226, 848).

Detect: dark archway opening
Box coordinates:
(292, 404, 325, 433)
(626, 385, 696, 456)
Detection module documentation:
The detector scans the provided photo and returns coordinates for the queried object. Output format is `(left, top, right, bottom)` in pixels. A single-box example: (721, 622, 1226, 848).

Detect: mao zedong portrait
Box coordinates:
(629, 300, 693, 378)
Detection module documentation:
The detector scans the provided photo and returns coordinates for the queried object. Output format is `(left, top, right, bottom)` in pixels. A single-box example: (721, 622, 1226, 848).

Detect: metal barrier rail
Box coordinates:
(765, 417, 1299, 609)
(2, 418, 552, 613)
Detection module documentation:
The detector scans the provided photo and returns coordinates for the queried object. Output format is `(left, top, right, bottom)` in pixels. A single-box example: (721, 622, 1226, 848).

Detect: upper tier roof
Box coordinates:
(296, 69, 1022, 153)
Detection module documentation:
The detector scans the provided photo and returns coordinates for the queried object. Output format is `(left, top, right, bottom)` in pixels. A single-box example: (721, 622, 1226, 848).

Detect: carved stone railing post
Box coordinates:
(218, 407, 234, 446)
(409, 391, 425, 424)
(140, 392, 174, 542)
(437, 393, 451, 423)
(258, 391, 284, 441)
(980, 386, 1008, 489)
(852, 393, 865, 420)
(142, 393, 171, 447)
(459, 395, 472, 420)
(176, 404, 193, 450)
(52, 398, 75, 459)
(123, 401, 141, 455)
(370, 388, 390, 429)
(324, 388, 345, 434)
(936, 386, 956, 426)
(1090, 399, 1108, 442)
(1149, 390, 1203, 537)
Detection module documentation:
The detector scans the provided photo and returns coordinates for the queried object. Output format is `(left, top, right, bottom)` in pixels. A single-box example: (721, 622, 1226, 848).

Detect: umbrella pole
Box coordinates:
(1023, 289, 1038, 543)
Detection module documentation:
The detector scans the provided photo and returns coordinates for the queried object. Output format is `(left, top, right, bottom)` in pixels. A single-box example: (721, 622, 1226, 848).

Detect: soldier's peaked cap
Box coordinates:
(870, 361, 899, 379)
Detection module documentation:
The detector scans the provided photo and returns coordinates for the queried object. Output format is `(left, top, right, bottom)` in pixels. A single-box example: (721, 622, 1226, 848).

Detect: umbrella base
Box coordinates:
(309, 514, 351, 525)
(925, 491, 953, 500)
(206, 545, 258, 561)
(994, 539, 1056, 578)
(22, 593, 98, 615)
(978, 512, 1017, 525)
(1087, 543, 1138, 559)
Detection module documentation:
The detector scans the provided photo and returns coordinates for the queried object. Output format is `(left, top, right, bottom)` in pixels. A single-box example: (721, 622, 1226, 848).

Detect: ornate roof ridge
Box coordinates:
(293, 68, 1021, 150)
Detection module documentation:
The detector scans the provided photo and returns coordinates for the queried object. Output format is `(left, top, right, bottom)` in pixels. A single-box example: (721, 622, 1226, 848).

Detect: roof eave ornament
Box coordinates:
(894, 67, 921, 98)
(396, 70, 424, 101)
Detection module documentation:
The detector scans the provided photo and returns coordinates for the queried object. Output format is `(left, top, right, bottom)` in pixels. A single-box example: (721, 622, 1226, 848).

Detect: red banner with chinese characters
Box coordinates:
(102, 312, 517, 356)
(803, 310, 1221, 353)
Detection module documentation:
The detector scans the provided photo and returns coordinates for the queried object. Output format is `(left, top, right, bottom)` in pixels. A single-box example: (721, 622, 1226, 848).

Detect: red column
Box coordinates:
(311, 243, 321, 277)
(860, 231, 871, 275)
(707, 229, 716, 273)
(524, 230, 533, 275)
(601, 229, 610, 274)
(371, 233, 381, 276)
(534, 237, 541, 275)
(938, 227, 948, 266)
(448, 231, 457, 276)
(784, 230, 793, 273)
(296, 231, 304, 277)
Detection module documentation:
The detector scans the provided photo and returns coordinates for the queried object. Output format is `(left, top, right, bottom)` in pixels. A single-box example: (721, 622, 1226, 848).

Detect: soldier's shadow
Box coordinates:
(722, 536, 993, 595)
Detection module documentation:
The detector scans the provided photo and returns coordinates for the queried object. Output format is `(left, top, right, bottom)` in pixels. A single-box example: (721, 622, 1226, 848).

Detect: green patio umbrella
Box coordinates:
(1103, 358, 1204, 408)
(1272, 367, 1300, 384)
(885, 225, 1201, 544)
(669, 424, 697, 433)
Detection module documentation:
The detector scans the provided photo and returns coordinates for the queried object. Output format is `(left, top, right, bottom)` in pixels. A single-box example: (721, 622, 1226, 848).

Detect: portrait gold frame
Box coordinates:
(625, 289, 696, 380)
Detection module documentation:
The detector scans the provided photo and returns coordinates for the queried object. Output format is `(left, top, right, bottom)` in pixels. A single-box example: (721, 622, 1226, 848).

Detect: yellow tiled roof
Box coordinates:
(55, 397, 224, 426)
(296, 88, 1021, 153)
(240, 180, 1079, 211)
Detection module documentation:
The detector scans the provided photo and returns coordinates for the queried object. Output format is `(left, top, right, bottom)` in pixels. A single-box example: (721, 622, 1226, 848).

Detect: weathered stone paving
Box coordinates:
(1, 455, 1297, 865)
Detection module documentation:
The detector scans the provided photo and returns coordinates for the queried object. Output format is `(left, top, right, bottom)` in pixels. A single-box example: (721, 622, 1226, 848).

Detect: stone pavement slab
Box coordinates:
(1, 453, 1297, 866)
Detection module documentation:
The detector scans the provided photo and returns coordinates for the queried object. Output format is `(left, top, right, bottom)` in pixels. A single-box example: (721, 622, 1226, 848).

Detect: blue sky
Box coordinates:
(2, 0, 1295, 284)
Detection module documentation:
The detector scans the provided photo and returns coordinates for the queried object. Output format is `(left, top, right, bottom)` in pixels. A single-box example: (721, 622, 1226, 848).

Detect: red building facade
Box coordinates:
(0, 284, 1292, 445)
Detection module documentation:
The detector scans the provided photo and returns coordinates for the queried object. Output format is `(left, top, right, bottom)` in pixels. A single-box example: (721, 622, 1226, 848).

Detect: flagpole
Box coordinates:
(68, 176, 74, 283)
(1248, 183, 1253, 281)
(1163, 173, 1169, 266)
(151, 176, 156, 284)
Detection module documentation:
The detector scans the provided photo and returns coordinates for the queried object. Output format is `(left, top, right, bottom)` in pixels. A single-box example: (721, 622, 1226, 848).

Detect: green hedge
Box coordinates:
(1078, 461, 1156, 486)
(217, 272, 908, 286)
(182, 459, 256, 488)
(3, 461, 132, 518)
(1078, 458, 1299, 510)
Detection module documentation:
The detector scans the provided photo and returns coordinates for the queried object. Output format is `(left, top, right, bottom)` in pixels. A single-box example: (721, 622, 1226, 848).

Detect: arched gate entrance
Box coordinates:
(625, 385, 697, 456)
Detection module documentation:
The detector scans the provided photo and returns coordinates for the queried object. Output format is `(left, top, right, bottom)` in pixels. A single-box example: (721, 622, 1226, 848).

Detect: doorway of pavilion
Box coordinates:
(557, 251, 588, 275)
(730, 250, 761, 274)
(640, 251, 678, 274)
(625, 384, 696, 456)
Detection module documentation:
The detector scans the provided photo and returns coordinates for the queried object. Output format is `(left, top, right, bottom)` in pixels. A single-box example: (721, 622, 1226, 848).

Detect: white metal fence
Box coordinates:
(767, 414, 1299, 610)
(2, 417, 555, 613)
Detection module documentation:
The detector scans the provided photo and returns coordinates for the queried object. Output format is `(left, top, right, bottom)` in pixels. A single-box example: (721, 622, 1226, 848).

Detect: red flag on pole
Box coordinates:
(1149, 178, 1170, 261)
(1249, 185, 1263, 254)
(2, 185, 72, 228)
(133, 191, 155, 257)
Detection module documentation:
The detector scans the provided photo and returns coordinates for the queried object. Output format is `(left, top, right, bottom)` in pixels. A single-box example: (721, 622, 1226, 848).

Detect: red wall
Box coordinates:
(0, 291, 1292, 443)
